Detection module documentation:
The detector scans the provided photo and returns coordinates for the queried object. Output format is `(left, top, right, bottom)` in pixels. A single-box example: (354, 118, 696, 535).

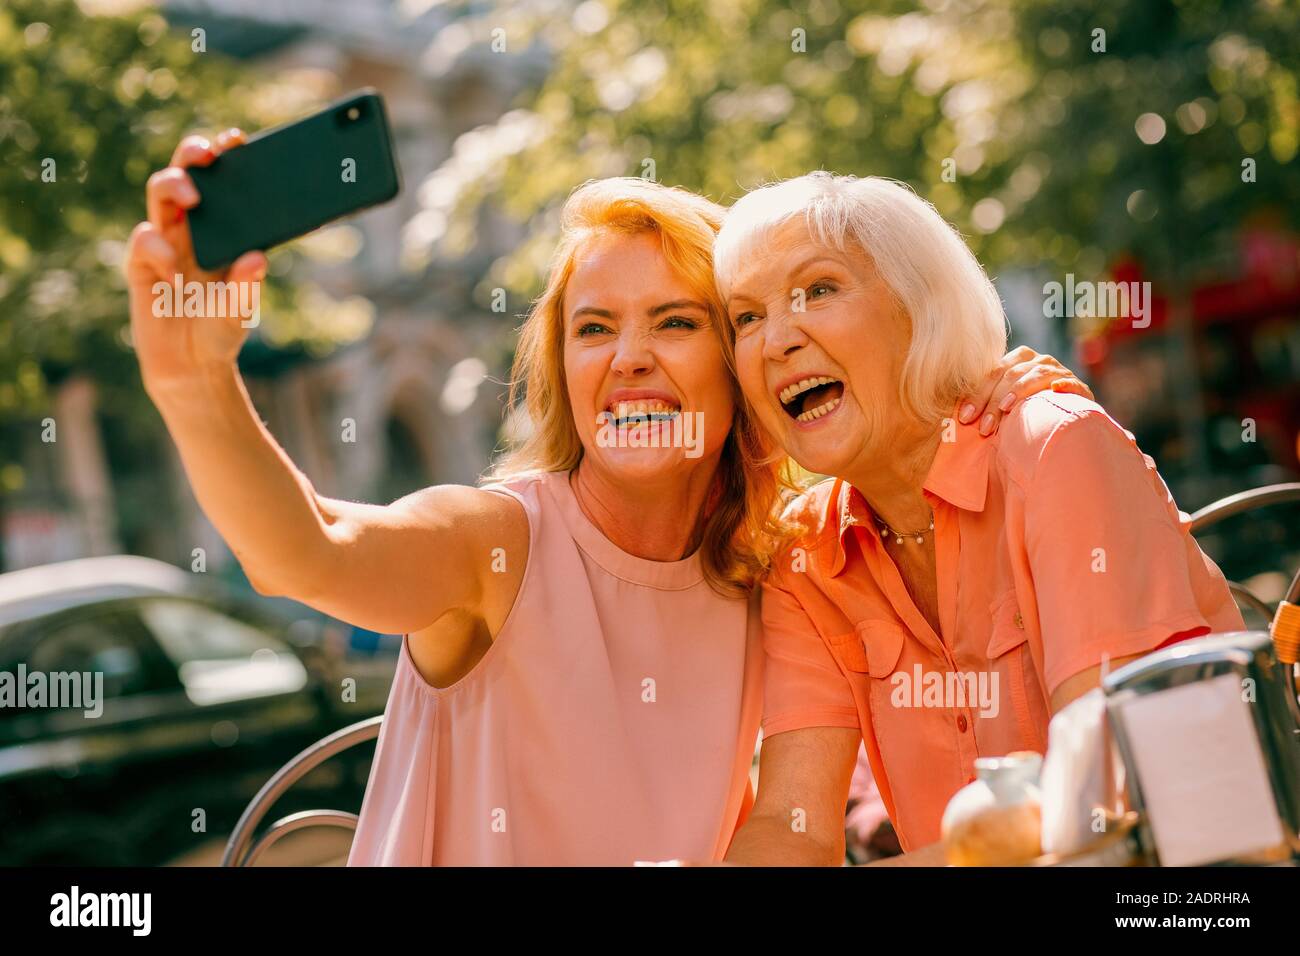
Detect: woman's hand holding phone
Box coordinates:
(117, 119, 511, 652)
(124, 128, 265, 396)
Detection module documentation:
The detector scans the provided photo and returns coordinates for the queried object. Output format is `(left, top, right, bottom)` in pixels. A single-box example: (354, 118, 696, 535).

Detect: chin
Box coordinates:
(782, 428, 864, 480)
(590, 445, 698, 483)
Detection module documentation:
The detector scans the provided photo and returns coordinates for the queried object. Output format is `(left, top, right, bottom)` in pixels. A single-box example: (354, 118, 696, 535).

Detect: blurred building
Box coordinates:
(4, 0, 551, 576)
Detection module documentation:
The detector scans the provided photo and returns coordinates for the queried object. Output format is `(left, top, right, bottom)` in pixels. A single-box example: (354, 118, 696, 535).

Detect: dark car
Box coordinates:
(0, 556, 395, 865)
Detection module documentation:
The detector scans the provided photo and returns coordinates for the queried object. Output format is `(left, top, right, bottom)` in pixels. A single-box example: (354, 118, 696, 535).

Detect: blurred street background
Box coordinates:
(1, 0, 1298, 865)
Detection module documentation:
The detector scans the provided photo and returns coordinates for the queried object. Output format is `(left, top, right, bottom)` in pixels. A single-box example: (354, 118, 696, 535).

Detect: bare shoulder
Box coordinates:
(388, 483, 528, 545)
(385, 483, 530, 599)
(401, 483, 530, 681)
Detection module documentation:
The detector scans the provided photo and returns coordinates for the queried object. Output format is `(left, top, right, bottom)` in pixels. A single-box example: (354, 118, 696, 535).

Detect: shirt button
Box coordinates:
(957, 714, 968, 733)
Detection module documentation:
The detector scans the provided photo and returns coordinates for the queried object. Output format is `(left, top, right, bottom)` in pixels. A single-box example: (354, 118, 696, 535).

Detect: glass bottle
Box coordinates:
(941, 751, 1044, 866)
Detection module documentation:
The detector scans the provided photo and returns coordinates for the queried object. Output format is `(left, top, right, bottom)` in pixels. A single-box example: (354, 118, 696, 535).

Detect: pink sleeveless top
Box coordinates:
(347, 470, 763, 865)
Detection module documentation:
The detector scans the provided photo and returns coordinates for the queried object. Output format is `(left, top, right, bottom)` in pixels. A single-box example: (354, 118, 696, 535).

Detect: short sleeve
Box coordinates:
(1023, 410, 1226, 695)
(760, 577, 861, 737)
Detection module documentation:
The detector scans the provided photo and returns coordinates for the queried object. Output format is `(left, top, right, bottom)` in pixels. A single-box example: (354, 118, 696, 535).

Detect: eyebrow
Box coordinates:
(725, 254, 848, 306)
(786, 255, 845, 279)
(649, 299, 708, 316)
(571, 300, 707, 321)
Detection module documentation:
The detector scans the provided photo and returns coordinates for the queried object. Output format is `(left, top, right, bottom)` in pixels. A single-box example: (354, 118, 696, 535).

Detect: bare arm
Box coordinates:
(725, 727, 860, 866)
(149, 366, 518, 633)
(126, 131, 523, 636)
(1049, 653, 1144, 713)
(727, 668, 1121, 870)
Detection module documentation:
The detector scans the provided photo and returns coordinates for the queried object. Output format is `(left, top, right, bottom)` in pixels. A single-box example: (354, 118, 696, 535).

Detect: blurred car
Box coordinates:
(0, 556, 395, 865)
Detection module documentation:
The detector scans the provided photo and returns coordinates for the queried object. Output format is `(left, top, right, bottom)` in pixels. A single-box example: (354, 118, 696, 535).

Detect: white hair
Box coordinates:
(714, 172, 1008, 423)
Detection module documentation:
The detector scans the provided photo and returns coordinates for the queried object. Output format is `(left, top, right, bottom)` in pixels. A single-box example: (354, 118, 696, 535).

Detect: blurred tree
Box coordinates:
(0, 0, 351, 566)
(439, 0, 972, 298)
(992, 0, 1300, 485)
(436, 0, 1299, 305)
(985, 0, 1300, 279)
(3, 1, 238, 415)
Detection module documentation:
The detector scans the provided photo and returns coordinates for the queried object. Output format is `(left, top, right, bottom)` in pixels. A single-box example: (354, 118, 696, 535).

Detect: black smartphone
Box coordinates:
(187, 89, 401, 271)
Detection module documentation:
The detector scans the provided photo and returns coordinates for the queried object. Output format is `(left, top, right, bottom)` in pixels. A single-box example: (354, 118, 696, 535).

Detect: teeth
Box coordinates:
(795, 396, 841, 423)
(779, 376, 838, 406)
(609, 399, 680, 422)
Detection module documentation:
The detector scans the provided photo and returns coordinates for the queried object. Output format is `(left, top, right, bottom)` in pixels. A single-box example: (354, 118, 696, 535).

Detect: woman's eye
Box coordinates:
(733, 312, 759, 328)
(809, 282, 835, 298)
(660, 316, 697, 330)
(577, 322, 609, 337)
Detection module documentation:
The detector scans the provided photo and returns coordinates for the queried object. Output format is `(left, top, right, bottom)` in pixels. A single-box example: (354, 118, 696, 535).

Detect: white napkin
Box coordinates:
(1039, 687, 1114, 856)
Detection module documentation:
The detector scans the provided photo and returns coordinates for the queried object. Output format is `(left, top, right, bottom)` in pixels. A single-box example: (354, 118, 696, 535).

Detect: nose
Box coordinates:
(761, 309, 809, 362)
(610, 327, 655, 377)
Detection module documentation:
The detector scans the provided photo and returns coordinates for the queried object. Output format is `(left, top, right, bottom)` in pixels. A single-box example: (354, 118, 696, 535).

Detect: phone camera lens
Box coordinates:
(346, 107, 360, 121)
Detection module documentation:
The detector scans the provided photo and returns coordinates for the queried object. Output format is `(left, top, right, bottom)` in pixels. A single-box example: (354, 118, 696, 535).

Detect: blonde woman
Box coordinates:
(124, 130, 1087, 864)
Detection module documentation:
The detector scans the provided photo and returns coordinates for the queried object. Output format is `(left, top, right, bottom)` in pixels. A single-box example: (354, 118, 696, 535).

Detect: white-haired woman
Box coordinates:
(125, 130, 1088, 864)
(714, 172, 1243, 863)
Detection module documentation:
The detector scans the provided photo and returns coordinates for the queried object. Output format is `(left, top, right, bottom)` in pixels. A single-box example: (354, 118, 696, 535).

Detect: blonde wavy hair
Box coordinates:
(490, 177, 799, 596)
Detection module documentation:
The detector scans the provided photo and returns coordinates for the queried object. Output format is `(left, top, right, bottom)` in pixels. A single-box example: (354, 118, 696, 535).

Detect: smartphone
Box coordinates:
(187, 89, 401, 271)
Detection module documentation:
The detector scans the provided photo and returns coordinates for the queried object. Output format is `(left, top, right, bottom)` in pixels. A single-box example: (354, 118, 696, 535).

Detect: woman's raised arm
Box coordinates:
(124, 131, 525, 636)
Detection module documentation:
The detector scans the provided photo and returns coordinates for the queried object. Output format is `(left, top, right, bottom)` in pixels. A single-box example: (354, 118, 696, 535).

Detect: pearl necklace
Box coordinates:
(871, 511, 935, 545)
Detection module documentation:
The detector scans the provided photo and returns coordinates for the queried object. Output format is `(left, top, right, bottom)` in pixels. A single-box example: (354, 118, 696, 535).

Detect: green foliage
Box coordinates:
(0, 0, 330, 507)
(1000, 0, 1300, 278)
(3, 1, 235, 414)
(463, 0, 1300, 299)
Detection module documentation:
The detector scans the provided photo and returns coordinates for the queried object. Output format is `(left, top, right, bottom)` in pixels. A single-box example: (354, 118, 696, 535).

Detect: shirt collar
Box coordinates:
(922, 411, 992, 513)
(829, 408, 991, 577)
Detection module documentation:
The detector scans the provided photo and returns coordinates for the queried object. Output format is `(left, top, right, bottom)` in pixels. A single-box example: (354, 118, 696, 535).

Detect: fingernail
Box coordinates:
(979, 413, 995, 435)
(959, 403, 977, 424)
(999, 392, 1016, 412)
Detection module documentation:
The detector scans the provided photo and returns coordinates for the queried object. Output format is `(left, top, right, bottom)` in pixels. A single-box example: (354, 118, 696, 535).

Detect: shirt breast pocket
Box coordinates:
(986, 590, 1045, 751)
(830, 620, 907, 738)
(826, 619, 905, 679)
(833, 620, 909, 785)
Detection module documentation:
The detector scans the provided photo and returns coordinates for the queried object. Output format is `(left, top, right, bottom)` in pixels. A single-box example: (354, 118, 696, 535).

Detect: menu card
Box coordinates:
(1116, 673, 1286, 866)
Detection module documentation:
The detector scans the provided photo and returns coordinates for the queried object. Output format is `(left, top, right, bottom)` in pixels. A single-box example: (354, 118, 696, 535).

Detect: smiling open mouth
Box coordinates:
(778, 376, 844, 422)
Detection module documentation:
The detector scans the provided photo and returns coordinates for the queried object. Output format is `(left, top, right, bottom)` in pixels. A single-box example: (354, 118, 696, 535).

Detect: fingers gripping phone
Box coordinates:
(187, 89, 401, 271)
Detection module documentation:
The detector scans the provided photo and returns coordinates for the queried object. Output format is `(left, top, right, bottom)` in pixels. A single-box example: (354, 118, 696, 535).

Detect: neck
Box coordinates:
(569, 455, 721, 561)
(842, 417, 942, 532)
